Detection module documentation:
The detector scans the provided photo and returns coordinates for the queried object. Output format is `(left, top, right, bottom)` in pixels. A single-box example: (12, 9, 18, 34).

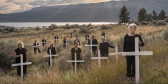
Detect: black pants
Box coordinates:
(72, 62, 80, 71)
(34, 48, 41, 54)
(126, 56, 135, 77)
(17, 65, 27, 76)
(48, 57, 55, 66)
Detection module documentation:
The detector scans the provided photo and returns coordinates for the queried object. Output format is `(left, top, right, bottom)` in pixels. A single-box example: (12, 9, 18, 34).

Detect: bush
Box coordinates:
(140, 21, 149, 25)
(160, 27, 168, 41)
(156, 20, 166, 26)
(164, 18, 168, 23)
(152, 20, 157, 25)
(48, 24, 58, 30)
(78, 27, 90, 33)
(35, 26, 40, 30)
(56, 44, 63, 53)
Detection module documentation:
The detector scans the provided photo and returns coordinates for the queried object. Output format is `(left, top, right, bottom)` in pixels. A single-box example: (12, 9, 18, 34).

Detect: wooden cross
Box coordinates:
(109, 45, 122, 62)
(122, 37, 153, 84)
(67, 52, 84, 72)
(33, 42, 40, 53)
(43, 49, 58, 67)
(12, 54, 32, 77)
(91, 50, 108, 66)
(85, 39, 98, 56)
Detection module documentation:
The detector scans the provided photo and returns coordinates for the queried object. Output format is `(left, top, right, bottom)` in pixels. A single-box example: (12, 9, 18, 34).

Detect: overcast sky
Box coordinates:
(0, 0, 127, 14)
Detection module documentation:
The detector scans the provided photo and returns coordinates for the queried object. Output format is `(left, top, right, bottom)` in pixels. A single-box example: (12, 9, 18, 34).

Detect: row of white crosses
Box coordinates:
(12, 37, 153, 84)
(43, 49, 58, 67)
(109, 45, 122, 62)
(33, 42, 40, 53)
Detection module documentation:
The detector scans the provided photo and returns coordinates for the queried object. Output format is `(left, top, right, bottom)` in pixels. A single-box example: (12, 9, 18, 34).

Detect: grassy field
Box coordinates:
(0, 24, 168, 83)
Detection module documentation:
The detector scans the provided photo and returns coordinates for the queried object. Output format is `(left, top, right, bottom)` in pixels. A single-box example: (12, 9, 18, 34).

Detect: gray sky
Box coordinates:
(0, 0, 126, 14)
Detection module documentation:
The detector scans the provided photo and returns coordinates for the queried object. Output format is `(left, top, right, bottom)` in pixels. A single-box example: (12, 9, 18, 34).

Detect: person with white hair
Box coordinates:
(47, 42, 56, 66)
(14, 42, 28, 76)
(88, 34, 98, 54)
(99, 37, 115, 57)
(123, 23, 144, 81)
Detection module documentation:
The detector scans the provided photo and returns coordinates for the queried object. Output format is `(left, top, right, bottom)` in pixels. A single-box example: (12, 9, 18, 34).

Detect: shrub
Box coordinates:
(48, 24, 58, 30)
(156, 20, 166, 26)
(164, 18, 168, 23)
(56, 44, 63, 53)
(78, 27, 90, 33)
(35, 26, 41, 30)
(160, 27, 168, 41)
(140, 21, 149, 25)
(117, 35, 125, 52)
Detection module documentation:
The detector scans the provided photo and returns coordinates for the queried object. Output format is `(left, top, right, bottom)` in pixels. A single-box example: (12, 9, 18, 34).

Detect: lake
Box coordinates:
(0, 22, 117, 28)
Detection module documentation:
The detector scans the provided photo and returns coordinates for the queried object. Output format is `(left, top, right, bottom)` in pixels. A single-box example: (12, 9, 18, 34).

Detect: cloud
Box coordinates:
(0, 0, 124, 14)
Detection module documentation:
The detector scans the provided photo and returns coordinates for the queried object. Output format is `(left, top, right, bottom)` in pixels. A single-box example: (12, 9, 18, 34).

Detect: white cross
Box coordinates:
(67, 52, 84, 72)
(86, 35, 89, 43)
(41, 41, 47, 46)
(33, 42, 40, 53)
(91, 50, 108, 66)
(85, 39, 98, 56)
(109, 45, 122, 62)
(122, 37, 153, 84)
(77, 33, 81, 40)
(12, 54, 32, 77)
(43, 49, 58, 67)
(103, 32, 109, 40)
(54, 37, 59, 42)
(63, 40, 70, 48)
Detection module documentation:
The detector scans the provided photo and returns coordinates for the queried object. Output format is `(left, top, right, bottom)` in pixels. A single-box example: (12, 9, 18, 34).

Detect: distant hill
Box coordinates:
(0, 0, 168, 22)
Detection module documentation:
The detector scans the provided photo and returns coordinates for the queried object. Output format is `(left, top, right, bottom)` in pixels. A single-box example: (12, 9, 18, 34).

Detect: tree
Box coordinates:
(158, 9, 166, 20)
(146, 13, 153, 22)
(137, 8, 147, 22)
(152, 10, 157, 20)
(118, 5, 130, 24)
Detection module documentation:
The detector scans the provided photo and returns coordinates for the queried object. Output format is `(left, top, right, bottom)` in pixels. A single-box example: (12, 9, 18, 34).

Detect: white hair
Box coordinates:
(128, 23, 137, 30)
(18, 42, 24, 48)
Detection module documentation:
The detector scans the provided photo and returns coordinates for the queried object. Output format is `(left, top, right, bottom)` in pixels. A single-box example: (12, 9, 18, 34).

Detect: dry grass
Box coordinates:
(0, 24, 168, 83)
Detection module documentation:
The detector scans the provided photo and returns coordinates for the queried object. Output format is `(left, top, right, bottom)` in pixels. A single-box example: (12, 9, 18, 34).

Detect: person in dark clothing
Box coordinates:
(88, 34, 98, 54)
(42, 38, 46, 46)
(70, 33, 72, 38)
(47, 43, 56, 66)
(67, 42, 84, 68)
(99, 37, 115, 57)
(74, 37, 80, 46)
(54, 35, 59, 43)
(63, 37, 67, 49)
(33, 40, 41, 54)
(85, 33, 89, 40)
(123, 24, 144, 81)
(14, 42, 28, 76)
(102, 31, 105, 37)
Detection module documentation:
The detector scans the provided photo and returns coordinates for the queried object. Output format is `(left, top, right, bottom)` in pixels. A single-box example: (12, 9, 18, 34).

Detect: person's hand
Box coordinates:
(83, 59, 85, 62)
(19, 54, 22, 57)
(26, 60, 28, 62)
(139, 40, 142, 45)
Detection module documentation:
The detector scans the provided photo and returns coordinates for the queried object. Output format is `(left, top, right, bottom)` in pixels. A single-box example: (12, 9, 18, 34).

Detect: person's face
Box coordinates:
(35, 40, 37, 43)
(50, 44, 53, 47)
(101, 38, 105, 42)
(103, 31, 105, 33)
(18, 43, 23, 48)
(74, 43, 78, 48)
(129, 26, 136, 34)
(76, 38, 78, 40)
(92, 35, 94, 39)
